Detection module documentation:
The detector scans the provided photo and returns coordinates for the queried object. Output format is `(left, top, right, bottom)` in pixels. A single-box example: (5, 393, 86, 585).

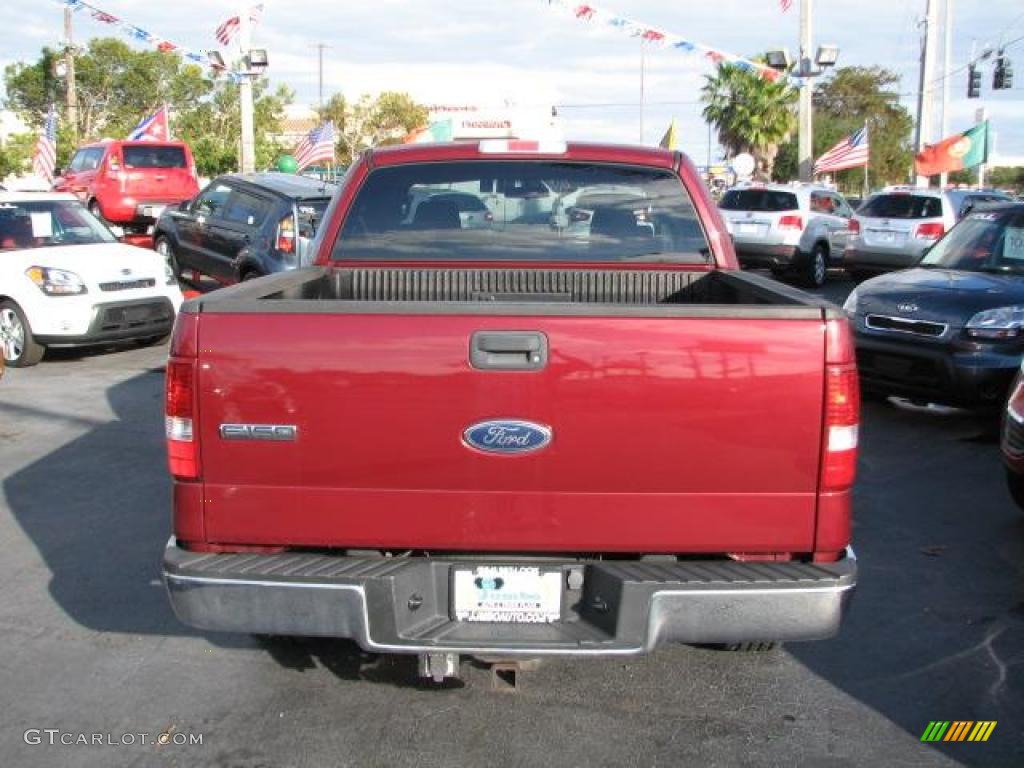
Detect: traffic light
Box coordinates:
(968, 64, 982, 98)
(994, 55, 1013, 90)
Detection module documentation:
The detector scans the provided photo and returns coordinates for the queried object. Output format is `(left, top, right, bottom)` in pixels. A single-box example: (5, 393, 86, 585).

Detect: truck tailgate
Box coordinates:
(196, 311, 825, 552)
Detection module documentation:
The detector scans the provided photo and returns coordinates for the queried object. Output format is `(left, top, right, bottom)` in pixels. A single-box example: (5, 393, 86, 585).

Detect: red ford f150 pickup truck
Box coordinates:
(162, 140, 859, 681)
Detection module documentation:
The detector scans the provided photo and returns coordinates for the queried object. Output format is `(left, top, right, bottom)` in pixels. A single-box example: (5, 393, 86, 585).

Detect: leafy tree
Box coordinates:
(701, 62, 797, 180)
(4, 39, 292, 177)
(319, 92, 428, 166)
(0, 133, 37, 177)
(774, 67, 914, 190)
(175, 78, 293, 176)
(4, 38, 209, 142)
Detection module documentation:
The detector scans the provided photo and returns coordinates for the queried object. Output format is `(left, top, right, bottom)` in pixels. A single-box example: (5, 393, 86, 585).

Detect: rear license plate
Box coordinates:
(452, 565, 562, 623)
(736, 222, 760, 235)
(874, 355, 913, 376)
(142, 205, 165, 218)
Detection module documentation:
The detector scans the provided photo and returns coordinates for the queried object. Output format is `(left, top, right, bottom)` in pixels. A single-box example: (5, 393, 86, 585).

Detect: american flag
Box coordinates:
(215, 4, 263, 47)
(813, 126, 870, 175)
(32, 105, 58, 184)
(293, 122, 336, 172)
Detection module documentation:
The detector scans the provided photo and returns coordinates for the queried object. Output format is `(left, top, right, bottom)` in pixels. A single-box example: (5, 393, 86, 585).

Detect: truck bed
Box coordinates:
(176, 265, 841, 555)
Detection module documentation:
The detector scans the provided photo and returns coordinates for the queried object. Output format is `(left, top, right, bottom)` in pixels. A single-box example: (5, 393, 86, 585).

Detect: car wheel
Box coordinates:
(0, 300, 46, 367)
(702, 642, 778, 652)
(1006, 469, 1024, 511)
(802, 244, 828, 288)
(88, 199, 107, 225)
(155, 235, 181, 278)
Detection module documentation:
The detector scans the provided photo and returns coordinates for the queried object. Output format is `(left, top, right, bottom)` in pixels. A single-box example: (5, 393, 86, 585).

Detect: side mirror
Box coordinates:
(179, 199, 192, 211)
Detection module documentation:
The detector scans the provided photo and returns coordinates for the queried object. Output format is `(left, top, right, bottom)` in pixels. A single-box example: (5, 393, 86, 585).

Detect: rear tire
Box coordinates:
(703, 642, 778, 652)
(1006, 469, 1024, 511)
(88, 199, 107, 226)
(0, 300, 46, 368)
(801, 243, 828, 288)
(154, 235, 181, 279)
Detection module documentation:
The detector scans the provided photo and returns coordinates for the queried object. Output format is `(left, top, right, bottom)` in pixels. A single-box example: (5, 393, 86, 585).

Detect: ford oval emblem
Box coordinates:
(463, 419, 552, 455)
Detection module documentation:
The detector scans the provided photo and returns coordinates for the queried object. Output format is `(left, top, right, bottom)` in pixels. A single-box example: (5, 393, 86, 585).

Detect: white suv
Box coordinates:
(0, 192, 183, 367)
(843, 186, 958, 280)
(718, 183, 856, 287)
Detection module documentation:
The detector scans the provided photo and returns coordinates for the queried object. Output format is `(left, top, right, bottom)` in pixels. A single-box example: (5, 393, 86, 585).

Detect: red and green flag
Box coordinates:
(914, 122, 989, 177)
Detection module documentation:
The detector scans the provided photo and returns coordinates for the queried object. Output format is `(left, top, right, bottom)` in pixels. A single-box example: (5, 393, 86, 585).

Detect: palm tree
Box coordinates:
(701, 63, 798, 180)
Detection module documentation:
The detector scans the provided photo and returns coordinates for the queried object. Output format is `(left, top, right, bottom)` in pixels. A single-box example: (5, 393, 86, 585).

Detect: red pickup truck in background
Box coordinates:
(162, 140, 859, 682)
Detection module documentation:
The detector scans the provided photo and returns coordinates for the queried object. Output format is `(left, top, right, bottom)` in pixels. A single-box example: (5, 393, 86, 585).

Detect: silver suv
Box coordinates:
(843, 186, 957, 279)
(718, 183, 855, 287)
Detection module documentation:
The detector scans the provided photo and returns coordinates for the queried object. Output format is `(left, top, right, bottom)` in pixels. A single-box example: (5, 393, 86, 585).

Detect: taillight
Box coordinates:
(778, 215, 804, 231)
(848, 219, 861, 235)
(166, 360, 199, 480)
(277, 214, 296, 254)
(915, 221, 944, 239)
(821, 318, 860, 491)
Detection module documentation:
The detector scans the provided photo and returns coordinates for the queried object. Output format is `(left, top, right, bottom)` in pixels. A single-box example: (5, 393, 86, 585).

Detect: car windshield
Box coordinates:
(719, 189, 798, 212)
(0, 199, 116, 250)
(859, 194, 942, 219)
(333, 160, 710, 263)
(919, 210, 1024, 273)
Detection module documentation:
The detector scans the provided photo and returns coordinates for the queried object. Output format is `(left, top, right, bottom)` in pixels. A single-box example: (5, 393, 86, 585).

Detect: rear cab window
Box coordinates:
(296, 198, 331, 239)
(719, 189, 799, 212)
(859, 194, 942, 219)
(123, 146, 187, 169)
(333, 161, 710, 264)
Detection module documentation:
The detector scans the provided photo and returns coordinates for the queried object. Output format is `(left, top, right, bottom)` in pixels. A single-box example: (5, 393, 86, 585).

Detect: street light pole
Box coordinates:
(63, 6, 78, 143)
(797, 0, 814, 181)
(914, 0, 938, 187)
(238, 8, 256, 173)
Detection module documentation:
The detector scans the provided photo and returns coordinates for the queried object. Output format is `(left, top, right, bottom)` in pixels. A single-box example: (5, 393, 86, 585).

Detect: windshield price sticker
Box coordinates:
(1005, 227, 1024, 262)
(30, 212, 54, 238)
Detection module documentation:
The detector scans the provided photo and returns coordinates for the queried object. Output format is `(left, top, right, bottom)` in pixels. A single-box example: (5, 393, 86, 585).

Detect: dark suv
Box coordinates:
(154, 173, 336, 283)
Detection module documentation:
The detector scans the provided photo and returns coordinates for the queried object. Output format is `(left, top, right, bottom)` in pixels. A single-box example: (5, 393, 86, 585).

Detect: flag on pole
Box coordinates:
(32, 105, 58, 183)
(127, 105, 171, 142)
(215, 4, 264, 47)
(780, 0, 794, 11)
(914, 122, 988, 177)
(292, 122, 336, 171)
(658, 119, 679, 151)
(813, 125, 870, 175)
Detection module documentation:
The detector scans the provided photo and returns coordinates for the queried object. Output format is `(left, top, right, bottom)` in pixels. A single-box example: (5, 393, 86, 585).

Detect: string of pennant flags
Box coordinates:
(544, 0, 803, 87)
(52, 0, 244, 82)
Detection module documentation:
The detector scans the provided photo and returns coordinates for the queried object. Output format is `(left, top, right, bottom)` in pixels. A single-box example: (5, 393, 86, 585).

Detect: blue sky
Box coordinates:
(3, 0, 1023, 163)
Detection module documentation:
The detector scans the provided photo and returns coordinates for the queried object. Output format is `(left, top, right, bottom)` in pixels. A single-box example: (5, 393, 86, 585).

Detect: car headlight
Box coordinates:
(25, 266, 87, 296)
(965, 305, 1024, 339)
(164, 263, 177, 286)
(842, 286, 859, 314)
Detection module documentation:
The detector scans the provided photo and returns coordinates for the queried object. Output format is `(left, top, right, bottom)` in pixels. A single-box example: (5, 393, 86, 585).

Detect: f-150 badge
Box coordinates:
(219, 424, 298, 441)
(463, 420, 552, 454)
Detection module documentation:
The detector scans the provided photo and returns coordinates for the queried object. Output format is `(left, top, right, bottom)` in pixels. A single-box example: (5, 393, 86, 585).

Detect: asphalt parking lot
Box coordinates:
(0, 274, 1021, 768)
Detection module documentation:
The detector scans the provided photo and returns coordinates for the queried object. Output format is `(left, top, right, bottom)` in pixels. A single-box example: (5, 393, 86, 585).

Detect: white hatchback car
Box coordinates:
(0, 192, 183, 367)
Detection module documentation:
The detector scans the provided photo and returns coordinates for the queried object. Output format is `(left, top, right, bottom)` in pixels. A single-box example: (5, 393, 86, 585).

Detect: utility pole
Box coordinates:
(797, 0, 814, 181)
(63, 6, 78, 142)
(914, 0, 939, 187)
(639, 39, 645, 144)
(238, 8, 256, 173)
(939, 0, 953, 187)
(312, 43, 330, 111)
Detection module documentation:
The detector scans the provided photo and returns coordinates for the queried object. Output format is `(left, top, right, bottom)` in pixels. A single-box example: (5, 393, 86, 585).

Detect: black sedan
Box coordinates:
(154, 173, 336, 284)
(843, 202, 1024, 409)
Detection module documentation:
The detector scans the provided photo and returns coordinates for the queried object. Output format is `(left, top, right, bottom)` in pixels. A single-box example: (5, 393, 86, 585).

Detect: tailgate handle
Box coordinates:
(470, 331, 548, 371)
